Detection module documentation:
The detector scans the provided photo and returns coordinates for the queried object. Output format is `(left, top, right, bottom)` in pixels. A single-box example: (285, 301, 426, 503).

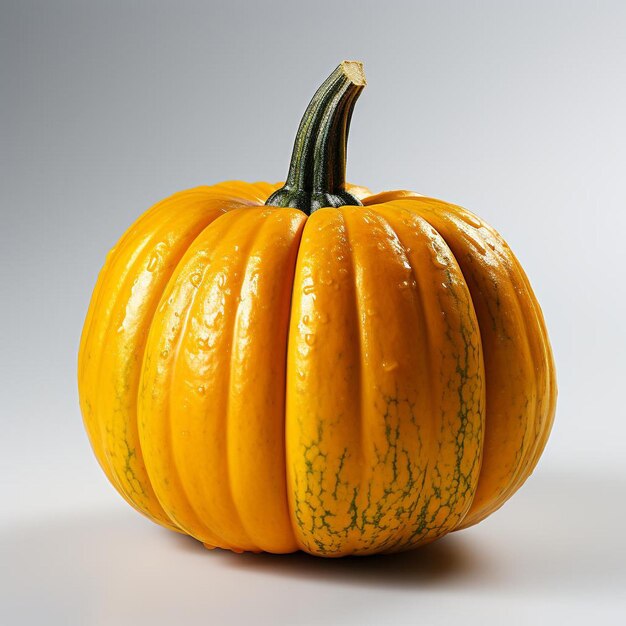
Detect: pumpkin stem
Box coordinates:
(265, 61, 366, 214)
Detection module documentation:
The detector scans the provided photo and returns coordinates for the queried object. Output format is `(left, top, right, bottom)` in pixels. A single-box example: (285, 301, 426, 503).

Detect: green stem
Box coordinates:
(265, 61, 366, 214)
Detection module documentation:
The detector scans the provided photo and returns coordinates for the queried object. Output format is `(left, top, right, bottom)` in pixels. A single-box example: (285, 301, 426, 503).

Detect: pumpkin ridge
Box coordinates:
(368, 202, 485, 545)
(191, 208, 262, 549)
(457, 219, 540, 526)
(222, 208, 304, 552)
(335, 207, 365, 555)
(368, 204, 464, 543)
(286, 208, 366, 556)
(387, 196, 553, 529)
(140, 206, 255, 548)
(82, 195, 237, 530)
(364, 206, 438, 550)
(497, 247, 556, 495)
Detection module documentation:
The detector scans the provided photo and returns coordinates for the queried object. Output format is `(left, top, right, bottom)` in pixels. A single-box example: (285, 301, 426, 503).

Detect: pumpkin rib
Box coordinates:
(80, 198, 166, 382)
(483, 236, 541, 515)
(363, 206, 438, 552)
(151, 205, 304, 552)
(126, 199, 251, 528)
(286, 208, 366, 556)
(369, 203, 485, 548)
(197, 207, 268, 549)
(148, 236, 221, 541)
(80, 227, 159, 509)
(162, 211, 248, 548)
(455, 215, 546, 526)
(390, 196, 551, 529)
(439, 206, 538, 525)
(81, 190, 241, 530)
(143, 202, 300, 551)
(337, 207, 366, 556)
(495, 246, 556, 500)
(289, 204, 483, 555)
(368, 203, 466, 552)
(404, 199, 534, 527)
(211, 209, 264, 551)
(140, 207, 256, 549)
(224, 208, 305, 553)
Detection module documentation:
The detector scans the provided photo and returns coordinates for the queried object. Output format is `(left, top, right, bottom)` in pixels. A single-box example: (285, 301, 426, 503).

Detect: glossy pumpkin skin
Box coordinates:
(78, 180, 556, 556)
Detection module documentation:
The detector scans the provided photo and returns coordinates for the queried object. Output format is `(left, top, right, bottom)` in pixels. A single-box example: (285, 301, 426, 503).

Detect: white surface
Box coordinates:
(2, 471, 625, 625)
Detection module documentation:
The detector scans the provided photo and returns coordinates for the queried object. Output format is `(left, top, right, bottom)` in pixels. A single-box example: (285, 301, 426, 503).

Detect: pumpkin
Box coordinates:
(78, 61, 556, 556)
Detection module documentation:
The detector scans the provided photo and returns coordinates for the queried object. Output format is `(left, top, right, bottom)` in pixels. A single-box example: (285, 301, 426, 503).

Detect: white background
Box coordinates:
(2, 1, 625, 624)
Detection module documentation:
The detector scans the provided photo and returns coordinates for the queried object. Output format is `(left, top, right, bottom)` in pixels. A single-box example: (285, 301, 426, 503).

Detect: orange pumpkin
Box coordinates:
(78, 61, 556, 556)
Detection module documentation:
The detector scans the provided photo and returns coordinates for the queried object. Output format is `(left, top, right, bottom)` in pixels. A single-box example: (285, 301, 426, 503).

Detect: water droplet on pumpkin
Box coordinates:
(431, 255, 447, 269)
(382, 360, 399, 372)
(318, 311, 329, 324)
(297, 370, 307, 381)
(197, 385, 205, 396)
(303, 285, 315, 295)
(366, 308, 377, 317)
(468, 235, 486, 255)
(217, 274, 226, 288)
(303, 315, 311, 326)
(190, 273, 202, 288)
(461, 213, 482, 228)
(305, 333, 316, 346)
(160, 349, 169, 358)
(147, 254, 159, 272)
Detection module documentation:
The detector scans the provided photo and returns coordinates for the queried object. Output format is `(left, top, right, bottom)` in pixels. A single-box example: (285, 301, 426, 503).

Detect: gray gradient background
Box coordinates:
(2, 1, 625, 624)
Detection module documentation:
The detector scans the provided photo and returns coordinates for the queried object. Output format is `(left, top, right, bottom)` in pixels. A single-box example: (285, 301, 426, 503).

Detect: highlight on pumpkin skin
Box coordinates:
(78, 60, 556, 556)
